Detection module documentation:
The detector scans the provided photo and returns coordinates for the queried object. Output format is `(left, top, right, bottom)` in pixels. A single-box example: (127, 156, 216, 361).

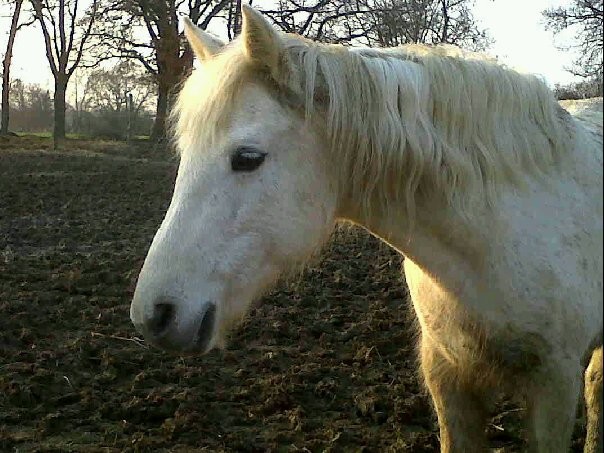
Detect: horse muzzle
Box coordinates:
(131, 297, 217, 354)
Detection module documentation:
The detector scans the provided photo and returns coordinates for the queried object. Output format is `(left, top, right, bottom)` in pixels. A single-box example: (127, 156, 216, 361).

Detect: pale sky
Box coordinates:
(473, 0, 580, 86)
(0, 0, 582, 93)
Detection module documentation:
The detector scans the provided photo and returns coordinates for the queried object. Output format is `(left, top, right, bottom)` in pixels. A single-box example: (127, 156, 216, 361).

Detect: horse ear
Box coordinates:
(183, 17, 224, 61)
(241, 4, 282, 73)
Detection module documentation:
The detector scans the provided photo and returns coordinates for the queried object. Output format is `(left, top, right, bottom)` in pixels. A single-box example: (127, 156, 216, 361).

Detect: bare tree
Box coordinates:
(225, 0, 244, 38)
(94, 0, 230, 140)
(260, 1, 363, 41)
(1, 0, 24, 135)
(31, 0, 99, 147)
(260, 0, 490, 49)
(543, 0, 603, 81)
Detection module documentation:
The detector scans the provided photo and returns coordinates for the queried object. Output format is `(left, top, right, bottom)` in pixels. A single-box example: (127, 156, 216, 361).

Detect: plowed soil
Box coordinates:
(0, 136, 587, 452)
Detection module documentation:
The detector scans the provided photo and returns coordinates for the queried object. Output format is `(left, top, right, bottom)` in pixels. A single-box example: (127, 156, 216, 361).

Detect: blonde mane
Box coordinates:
(173, 35, 575, 221)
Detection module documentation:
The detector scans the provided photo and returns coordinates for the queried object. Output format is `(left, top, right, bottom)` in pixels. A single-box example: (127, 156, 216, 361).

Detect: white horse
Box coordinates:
(130, 6, 603, 452)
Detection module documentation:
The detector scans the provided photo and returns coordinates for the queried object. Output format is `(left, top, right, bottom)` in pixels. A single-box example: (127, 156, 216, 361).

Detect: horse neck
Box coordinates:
(337, 190, 494, 277)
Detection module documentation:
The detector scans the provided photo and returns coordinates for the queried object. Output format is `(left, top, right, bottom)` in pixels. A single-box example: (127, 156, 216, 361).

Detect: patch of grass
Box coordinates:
(16, 132, 151, 141)
(1, 134, 170, 160)
(17, 131, 52, 138)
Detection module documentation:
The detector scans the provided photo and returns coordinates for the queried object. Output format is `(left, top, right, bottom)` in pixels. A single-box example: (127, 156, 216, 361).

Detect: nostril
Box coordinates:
(149, 303, 175, 337)
(196, 304, 216, 351)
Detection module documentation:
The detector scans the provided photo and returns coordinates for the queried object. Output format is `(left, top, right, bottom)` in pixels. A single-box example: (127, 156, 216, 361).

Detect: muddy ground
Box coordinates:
(0, 136, 587, 452)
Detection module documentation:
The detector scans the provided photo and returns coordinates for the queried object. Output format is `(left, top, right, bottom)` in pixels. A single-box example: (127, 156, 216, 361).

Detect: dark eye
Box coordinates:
(231, 147, 267, 172)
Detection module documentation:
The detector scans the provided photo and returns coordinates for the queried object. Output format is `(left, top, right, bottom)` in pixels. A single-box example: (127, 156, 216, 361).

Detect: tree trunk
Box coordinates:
(1, 0, 23, 135)
(53, 75, 68, 148)
(149, 59, 193, 141)
(149, 20, 193, 142)
(440, 0, 450, 43)
(1, 63, 12, 136)
(150, 82, 169, 141)
(126, 92, 133, 141)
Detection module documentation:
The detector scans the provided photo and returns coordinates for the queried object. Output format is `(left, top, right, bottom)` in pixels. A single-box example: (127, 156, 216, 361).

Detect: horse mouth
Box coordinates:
(194, 303, 216, 353)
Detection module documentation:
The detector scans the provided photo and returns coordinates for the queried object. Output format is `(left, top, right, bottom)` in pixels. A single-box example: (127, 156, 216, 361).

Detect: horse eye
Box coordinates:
(231, 147, 267, 172)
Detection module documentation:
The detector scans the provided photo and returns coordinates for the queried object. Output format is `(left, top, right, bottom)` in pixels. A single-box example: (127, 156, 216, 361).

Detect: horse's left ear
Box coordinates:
(241, 4, 283, 76)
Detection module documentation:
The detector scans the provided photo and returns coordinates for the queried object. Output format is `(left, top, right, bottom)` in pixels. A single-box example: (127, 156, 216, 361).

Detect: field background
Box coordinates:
(0, 137, 587, 452)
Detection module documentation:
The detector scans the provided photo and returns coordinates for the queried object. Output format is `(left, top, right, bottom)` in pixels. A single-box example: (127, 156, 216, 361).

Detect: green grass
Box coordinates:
(16, 131, 52, 138)
(16, 132, 88, 139)
(16, 132, 151, 141)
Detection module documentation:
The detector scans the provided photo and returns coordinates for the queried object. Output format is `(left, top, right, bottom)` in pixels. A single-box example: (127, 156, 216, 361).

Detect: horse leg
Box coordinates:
(420, 338, 488, 452)
(584, 346, 602, 453)
(526, 361, 583, 453)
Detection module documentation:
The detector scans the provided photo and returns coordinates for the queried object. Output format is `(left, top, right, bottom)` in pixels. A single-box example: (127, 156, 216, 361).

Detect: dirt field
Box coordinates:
(0, 136, 587, 452)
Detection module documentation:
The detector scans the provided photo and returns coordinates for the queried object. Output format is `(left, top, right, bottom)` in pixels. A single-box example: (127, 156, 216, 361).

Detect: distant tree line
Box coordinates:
(553, 77, 603, 100)
(544, 0, 603, 99)
(6, 79, 53, 132)
(71, 61, 156, 139)
(4, 62, 155, 138)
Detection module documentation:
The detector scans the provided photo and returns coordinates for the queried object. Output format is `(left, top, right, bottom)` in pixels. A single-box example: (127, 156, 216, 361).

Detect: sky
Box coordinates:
(472, 0, 579, 86)
(0, 0, 581, 93)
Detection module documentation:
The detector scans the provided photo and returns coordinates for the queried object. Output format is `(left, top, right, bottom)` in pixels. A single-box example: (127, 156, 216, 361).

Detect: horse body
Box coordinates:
(350, 109, 603, 450)
(397, 118, 602, 451)
(130, 7, 603, 452)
